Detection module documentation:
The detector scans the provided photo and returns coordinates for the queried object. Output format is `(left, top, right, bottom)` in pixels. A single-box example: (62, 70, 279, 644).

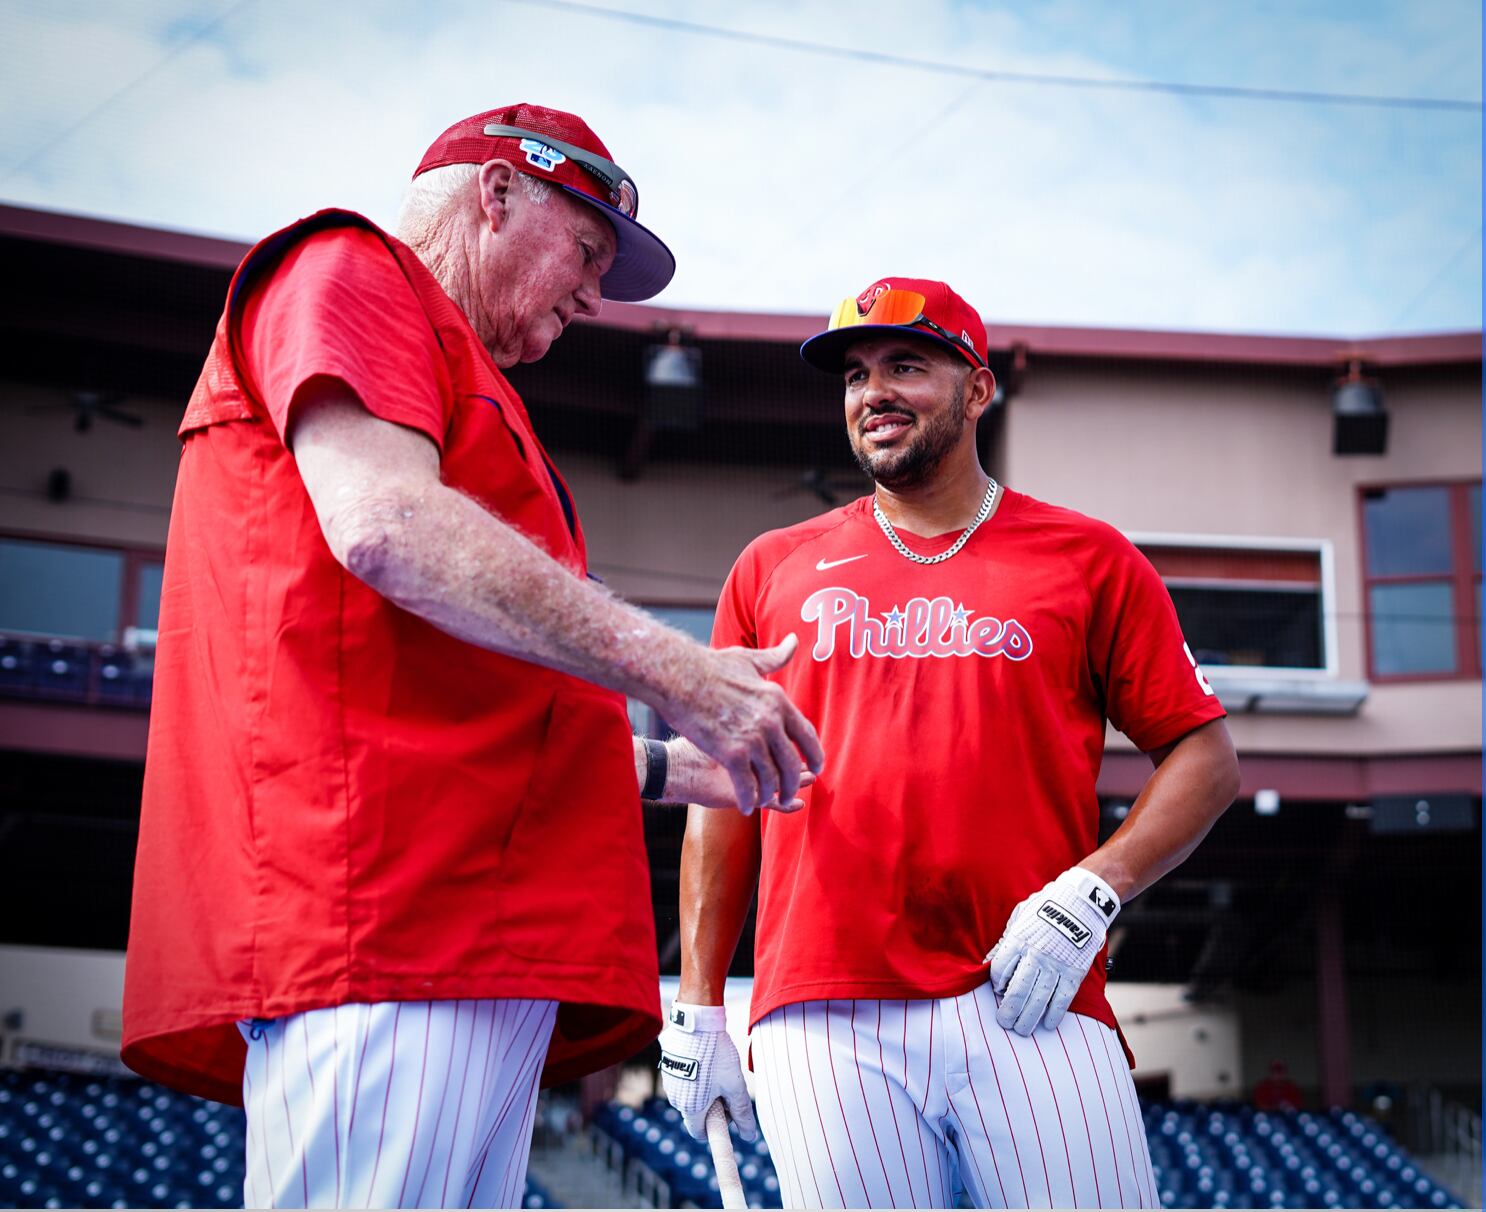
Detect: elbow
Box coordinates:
(325, 493, 419, 593)
(1214, 737, 1242, 815)
(1220, 756, 1242, 812)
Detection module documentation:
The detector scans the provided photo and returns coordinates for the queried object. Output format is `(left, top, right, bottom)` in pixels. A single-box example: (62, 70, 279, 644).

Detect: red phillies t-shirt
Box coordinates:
(713, 489, 1226, 1035)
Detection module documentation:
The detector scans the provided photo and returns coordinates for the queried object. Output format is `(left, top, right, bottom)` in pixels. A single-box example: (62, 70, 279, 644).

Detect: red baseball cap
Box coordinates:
(800, 276, 988, 372)
(414, 103, 675, 303)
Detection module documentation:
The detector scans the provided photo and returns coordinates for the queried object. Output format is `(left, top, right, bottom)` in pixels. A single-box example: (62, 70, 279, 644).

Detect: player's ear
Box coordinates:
(963, 365, 998, 422)
(477, 159, 519, 234)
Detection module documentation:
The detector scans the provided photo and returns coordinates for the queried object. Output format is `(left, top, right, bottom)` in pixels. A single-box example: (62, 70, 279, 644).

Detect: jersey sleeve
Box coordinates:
(1086, 528, 1227, 752)
(711, 541, 764, 649)
(235, 226, 451, 448)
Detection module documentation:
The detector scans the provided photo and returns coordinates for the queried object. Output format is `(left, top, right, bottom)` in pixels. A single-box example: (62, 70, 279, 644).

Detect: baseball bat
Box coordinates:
(705, 1098, 747, 1209)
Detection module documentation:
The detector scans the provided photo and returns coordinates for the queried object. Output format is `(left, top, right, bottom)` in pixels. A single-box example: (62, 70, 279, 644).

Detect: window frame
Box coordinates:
(1127, 531, 1338, 680)
(1358, 479, 1482, 684)
(0, 529, 165, 646)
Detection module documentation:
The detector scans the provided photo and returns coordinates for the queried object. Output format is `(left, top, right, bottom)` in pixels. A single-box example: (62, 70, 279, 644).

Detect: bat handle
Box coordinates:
(706, 1098, 748, 1209)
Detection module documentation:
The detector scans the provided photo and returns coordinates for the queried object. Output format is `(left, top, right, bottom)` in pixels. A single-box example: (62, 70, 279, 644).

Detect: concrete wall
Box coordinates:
(0, 383, 178, 550)
(1111, 983, 1244, 1101)
(560, 453, 838, 606)
(0, 944, 128, 1074)
(1005, 361, 1482, 756)
(3, 355, 1480, 760)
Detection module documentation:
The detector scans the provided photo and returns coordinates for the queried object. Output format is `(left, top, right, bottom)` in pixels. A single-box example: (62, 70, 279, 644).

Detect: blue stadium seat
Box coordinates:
(34, 640, 91, 700)
(0, 1068, 559, 1209)
(0, 638, 42, 694)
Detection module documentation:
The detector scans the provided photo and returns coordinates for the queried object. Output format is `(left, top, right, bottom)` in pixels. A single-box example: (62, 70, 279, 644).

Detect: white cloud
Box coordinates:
(0, 0, 1477, 335)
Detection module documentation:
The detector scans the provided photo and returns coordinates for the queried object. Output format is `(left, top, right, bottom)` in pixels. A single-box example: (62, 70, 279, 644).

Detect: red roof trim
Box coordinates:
(0, 202, 247, 270)
(3, 203, 1478, 368)
(1098, 749, 1482, 800)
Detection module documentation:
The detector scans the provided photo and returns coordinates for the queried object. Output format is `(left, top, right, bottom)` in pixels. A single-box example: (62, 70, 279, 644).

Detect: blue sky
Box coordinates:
(0, 0, 1479, 336)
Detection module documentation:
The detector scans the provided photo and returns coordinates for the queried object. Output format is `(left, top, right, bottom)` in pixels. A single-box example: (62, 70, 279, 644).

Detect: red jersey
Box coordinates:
(712, 489, 1225, 1039)
(123, 212, 659, 1104)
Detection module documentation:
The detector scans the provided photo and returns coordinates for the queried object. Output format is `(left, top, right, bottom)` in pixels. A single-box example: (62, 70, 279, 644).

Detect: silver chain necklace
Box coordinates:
(872, 478, 1000, 565)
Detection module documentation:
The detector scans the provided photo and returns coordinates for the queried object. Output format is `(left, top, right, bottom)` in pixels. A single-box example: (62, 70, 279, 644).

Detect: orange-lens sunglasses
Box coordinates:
(827, 289, 985, 367)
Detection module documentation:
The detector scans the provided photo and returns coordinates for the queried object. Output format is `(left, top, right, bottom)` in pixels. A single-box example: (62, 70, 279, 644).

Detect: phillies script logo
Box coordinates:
(801, 588, 1033, 661)
(856, 282, 890, 317)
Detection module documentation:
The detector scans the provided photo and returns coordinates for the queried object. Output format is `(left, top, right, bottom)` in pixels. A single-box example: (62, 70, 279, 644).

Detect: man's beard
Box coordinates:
(849, 381, 968, 490)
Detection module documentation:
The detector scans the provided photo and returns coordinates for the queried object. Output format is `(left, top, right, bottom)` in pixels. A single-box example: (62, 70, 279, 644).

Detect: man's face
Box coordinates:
(842, 335, 973, 490)
(474, 173, 617, 365)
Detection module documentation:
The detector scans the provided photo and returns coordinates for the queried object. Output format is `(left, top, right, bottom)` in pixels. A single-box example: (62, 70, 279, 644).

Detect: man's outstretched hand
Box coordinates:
(663, 735, 816, 812)
(661, 634, 823, 814)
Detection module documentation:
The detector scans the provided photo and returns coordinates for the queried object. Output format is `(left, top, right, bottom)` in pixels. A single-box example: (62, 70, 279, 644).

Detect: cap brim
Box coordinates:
(557, 184, 675, 303)
(800, 324, 969, 373)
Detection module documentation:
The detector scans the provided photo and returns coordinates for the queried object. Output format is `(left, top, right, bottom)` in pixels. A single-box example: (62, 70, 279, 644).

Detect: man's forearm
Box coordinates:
(348, 477, 705, 713)
(1080, 718, 1240, 902)
(292, 390, 822, 812)
(677, 804, 761, 1004)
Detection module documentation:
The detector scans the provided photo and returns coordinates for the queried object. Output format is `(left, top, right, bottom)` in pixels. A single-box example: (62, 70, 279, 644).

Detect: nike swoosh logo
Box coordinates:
(816, 554, 868, 571)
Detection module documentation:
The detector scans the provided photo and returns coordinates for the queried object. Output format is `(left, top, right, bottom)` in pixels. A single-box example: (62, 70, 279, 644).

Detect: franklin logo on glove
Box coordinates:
(660, 1052, 698, 1080)
(1036, 900, 1093, 947)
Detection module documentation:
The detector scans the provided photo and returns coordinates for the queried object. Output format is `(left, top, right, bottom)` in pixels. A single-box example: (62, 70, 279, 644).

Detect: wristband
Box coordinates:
(667, 1001, 728, 1033)
(1068, 866, 1121, 921)
(641, 737, 669, 800)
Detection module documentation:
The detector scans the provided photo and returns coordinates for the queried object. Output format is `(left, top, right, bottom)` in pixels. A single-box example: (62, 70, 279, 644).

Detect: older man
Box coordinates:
(121, 104, 821, 1209)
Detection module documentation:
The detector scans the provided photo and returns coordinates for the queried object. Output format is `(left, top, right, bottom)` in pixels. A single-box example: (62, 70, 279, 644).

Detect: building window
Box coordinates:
(0, 538, 126, 642)
(1361, 482, 1481, 679)
(0, 535, 164, 710)
(1135, 542, 1330, 673)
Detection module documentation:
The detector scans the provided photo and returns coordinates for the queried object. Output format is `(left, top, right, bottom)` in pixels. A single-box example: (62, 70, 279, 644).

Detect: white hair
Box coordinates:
(395, 163, 551, 245)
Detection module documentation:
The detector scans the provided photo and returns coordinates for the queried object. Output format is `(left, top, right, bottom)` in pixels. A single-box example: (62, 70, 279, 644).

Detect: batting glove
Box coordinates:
(658, 1002, 758, 1143)
(985, 867, 1121, 1036)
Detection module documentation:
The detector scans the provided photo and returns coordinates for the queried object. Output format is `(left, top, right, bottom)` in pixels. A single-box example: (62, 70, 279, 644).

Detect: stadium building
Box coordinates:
(0, 202, 1479, 1208)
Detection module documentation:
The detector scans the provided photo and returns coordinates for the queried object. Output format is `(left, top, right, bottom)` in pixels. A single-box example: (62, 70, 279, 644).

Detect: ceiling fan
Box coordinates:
(25, 390, 144, 433)
(773, 467, 870, 507)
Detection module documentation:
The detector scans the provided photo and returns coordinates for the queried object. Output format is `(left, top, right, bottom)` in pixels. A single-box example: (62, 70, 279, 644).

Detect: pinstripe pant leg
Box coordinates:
(942, 983, 1159, 1209)
(751, 999, 955, 1209)
(239, 998, 557, 1209)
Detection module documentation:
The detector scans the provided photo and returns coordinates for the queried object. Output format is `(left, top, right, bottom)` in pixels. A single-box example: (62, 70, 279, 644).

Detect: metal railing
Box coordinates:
(1403, 1084, 1482, 1207)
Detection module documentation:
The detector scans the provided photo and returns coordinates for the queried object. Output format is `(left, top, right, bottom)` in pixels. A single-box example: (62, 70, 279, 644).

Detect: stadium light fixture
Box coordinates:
(1331, 359, 1388, 455)
(642, 329, 703, 431)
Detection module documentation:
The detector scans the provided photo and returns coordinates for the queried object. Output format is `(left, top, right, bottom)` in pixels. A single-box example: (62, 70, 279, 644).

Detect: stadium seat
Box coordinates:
(95, 646, 152, 707)
(34, 640, 90, 700)
(0, 638, 43, 695)
(0, 1067, 558, 1209)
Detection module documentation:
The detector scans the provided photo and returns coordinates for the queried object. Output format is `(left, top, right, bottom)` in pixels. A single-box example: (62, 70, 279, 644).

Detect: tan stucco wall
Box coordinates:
(0, 383, 178, 550)
(3, 356, 1480, 762)
(1005, 361, 1482, 756)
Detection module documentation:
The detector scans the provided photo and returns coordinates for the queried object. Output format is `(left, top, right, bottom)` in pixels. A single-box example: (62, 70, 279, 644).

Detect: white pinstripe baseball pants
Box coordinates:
(238, 998, 557, 1208)
(751, 984, 1158, 1209)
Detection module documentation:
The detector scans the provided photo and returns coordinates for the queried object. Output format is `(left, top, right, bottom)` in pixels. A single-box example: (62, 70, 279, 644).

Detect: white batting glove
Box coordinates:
(985, 867, 1121, 1036)
(658, 1002, 758, 1142)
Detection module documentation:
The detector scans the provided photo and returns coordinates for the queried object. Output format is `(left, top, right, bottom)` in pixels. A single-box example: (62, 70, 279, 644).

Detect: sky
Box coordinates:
(0, 0, 1480, 337)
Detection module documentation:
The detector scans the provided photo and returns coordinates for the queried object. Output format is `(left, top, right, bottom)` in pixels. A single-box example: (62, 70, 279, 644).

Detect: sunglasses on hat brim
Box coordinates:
(482, 123, 638, 218)
(828, 288, 986, 368)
